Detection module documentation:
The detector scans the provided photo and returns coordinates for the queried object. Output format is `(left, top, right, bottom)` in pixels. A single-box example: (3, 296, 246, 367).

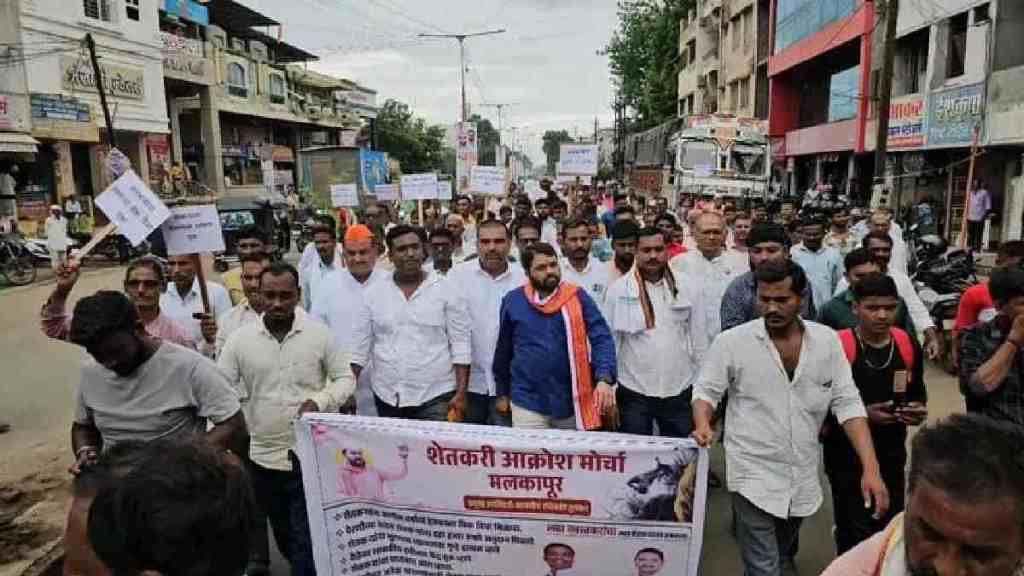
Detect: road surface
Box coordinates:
(0, 265, 967, 575)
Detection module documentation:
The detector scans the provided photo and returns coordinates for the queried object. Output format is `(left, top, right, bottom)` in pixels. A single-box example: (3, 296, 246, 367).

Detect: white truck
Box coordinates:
(672, 114, 770, 201)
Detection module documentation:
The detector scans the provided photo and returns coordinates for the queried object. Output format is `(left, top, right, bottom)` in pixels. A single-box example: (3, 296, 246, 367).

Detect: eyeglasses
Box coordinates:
(126, 279, 161, 289)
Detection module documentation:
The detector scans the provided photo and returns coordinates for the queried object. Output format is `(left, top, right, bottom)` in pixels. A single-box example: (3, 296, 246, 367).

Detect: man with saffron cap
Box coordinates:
(493, 242, 617, 430)
(311, 224, 386, 416)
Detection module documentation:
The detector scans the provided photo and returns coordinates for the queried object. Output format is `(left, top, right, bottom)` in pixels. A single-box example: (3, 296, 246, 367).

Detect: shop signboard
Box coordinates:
(927, 82, 985, 149)
(296, 415, 709, 576)
(30, 94, 91, 122)
(61, 57, 145, 100)
(888, 94, 927, 150)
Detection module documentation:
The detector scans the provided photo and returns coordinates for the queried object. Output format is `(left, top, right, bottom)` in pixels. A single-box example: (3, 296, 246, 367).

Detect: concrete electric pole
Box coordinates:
(419, 30, 506, 123)
(873, 0, 899, 199)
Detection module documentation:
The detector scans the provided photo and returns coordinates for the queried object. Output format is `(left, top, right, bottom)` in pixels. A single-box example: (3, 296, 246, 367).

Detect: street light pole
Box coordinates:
(419, 29, 506, 123)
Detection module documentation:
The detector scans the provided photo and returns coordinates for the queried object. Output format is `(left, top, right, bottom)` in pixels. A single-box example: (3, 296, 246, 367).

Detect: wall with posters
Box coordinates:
(296, 416, 709, 576)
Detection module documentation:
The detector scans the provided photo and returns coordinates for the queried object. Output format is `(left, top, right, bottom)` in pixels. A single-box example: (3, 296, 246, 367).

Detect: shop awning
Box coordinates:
(0, 132, 40, 154)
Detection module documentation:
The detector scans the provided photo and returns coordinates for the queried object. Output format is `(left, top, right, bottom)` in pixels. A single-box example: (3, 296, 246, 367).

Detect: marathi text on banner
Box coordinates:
(161, 204, 225, 255)
(93, 169, 170, 246)
(400, 173, 439, 201)
(295, 415, 709, 576)
(470, 166, 506, 196)
(557, 144, 599, 176)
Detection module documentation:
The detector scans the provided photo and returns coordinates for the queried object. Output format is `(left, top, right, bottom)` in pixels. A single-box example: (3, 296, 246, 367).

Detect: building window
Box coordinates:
(742, 9, 752, 51)
(732, 18, 741, 50)
(900, 28, 929, 95)
(740, 77, 750, 109)
(83, 0, 113, 22)
(775, 0, 857, 53)
(269, 74, 286, 105)
(227, 63, 248, 98)
(974, 3, 990, 24)
(125, 0, 140, 21)
(828, 65, 860, 122)
(947, 11, 968, 79)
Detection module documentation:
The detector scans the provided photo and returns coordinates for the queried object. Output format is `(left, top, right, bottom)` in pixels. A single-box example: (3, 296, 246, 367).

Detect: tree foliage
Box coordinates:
(375, 99, 450, 174)
(467, 114, 501, 166)
(542, 130, 573, 176)
(605, 0, 692, 131)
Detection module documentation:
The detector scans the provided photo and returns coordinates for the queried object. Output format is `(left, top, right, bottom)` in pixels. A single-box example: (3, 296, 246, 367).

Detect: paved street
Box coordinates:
(0, 265, 967, 575)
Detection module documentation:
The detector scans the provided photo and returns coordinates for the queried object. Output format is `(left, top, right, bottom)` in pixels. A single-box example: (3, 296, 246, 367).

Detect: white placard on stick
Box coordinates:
(470, 165, 506, 195)
(525, 180, 545, 201)
(161, 204, 225, 256)
(557, 144, 599, 176)
(330, 183, 359, 207)
(400, 173, 439, 200)
(437, 180, 453, 200)
(93, 169, 170, 246)
(374, 184, 399, 201)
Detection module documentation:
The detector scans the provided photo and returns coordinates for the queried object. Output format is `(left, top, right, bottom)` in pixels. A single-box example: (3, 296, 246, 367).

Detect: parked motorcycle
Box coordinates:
(0, 233, 37, 286)
(910, 231, 978, 371)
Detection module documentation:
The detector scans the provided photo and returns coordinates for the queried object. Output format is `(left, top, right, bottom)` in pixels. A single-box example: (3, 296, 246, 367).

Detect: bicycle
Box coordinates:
(0, 234, 37, 286)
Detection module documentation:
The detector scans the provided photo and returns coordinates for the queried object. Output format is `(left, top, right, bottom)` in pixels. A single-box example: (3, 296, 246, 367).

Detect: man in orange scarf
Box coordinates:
(493, 243, 617, 430)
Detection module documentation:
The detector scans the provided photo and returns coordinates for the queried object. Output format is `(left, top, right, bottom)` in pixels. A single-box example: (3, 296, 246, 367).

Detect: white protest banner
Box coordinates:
(296, 415, 709, 576)
(161, 204, 225, 256)
(400, 173, 439, 200)
(525, 180, 545, 201)
(556, 173, 592, 186)
(470, 165, 506, 196)
(93, 169, 170, 246)
(374, 184, 399, 201)
(558, 144, 599, 176)
(330, 183, 360, 207)
(437, 180, 453, 200)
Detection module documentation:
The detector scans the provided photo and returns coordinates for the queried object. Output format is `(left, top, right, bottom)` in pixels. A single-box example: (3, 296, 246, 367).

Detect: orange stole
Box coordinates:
(523, 282, 600, 430)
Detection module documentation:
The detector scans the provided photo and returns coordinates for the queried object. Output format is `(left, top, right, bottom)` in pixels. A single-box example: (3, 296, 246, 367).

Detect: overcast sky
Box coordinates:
(239, 0, 620, 165)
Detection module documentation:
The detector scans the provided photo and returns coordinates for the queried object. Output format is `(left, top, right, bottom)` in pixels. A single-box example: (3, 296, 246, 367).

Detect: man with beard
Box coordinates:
(537, 198, 559, 247)
(823, 274, 927, 555)
(560, 217, 611, 303)
(337, 445, 409, 499)
(42, 257, 193, 348)
(450, 220, 525, 426)
(721, 223, 816, 332)
(822, 414, 1024, 576)
(212, 252, 271, 358)
(610, 220, 640, 282)
(604, 227, 696, 437)
(219, 262, 353, 576)
(67, 291, 247, 475)
(825, 206, 859, 256)
(445, 214, 469, 262)
(300, 220, 344, 311)
(427, 227, 456, 275)
(493, 243, 617, 430)
(351, 225, 471, 421)
(693, 260, 888, 576)
(311, 225, 387, 416)
(160, 253, 233, 354)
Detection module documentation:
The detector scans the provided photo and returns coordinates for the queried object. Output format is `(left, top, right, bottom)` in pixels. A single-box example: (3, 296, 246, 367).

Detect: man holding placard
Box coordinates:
(213, 252, 271, 358)
(160, 254, 232, 356)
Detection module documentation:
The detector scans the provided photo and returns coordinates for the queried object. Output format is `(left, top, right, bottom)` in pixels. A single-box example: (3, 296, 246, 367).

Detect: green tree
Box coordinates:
(605, 0, 692, 130)
(542, 130, 573, 176)
(467, 114, 501, 166)
(374, 99, 449, 174)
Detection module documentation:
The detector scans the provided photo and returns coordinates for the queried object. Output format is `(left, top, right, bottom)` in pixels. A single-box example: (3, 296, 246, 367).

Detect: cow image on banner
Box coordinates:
(295, 415, 709, 576)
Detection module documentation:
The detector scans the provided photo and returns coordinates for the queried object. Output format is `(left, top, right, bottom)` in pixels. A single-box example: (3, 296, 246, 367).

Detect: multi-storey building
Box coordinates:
(678, 0, 770, 119)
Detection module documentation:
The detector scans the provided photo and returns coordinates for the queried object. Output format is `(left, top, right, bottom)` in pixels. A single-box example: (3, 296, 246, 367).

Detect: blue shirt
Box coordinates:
(790, 243, 843, 314)
(493, 286, 617, 419)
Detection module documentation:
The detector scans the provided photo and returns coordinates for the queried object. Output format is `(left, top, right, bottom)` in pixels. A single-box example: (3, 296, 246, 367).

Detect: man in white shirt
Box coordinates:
(310, 224, 386, 416)
(692, 259, 889, 576)
(297, 214, 343, 274)
(350, 225, 472, 421)
(537, 198, 559, 247)
(604, 227, 696, 437)
(160, 254, 232, 354)
(219, 262, 354, 576)
(44, 205, 69, 270)
(212, 252, 269, 358)
(859, 209, 908, 275)
(541, 543, 578, 576)
(449, 220, 525, 426)
(670, 212, 746, 361)
(445, 214, 468, 262)
(560, 217, 611, 303)
(427, 227, 456, 275)
(790, 216, 843, 312)
(299, 219, 343, 311)
(834, 232, 943, 360)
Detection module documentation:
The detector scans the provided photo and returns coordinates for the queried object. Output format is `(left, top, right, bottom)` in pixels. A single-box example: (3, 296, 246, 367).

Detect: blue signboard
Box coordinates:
(161, 0, 209, 26)
(927, 82, 985, 149)
(30, 93, 91, 122)
(360, 150, 389, 193)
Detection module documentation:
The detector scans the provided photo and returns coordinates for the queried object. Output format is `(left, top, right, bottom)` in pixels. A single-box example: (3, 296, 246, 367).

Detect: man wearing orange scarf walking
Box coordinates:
(493, 243, 617, 430)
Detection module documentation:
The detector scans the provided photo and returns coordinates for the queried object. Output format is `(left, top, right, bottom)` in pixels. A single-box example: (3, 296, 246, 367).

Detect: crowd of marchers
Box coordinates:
(37, 179, 1024, 576)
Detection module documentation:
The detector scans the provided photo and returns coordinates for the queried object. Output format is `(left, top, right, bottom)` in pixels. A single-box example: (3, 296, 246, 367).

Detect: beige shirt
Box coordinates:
(211, 299, 261, 358)
(218, 312, 354, 470)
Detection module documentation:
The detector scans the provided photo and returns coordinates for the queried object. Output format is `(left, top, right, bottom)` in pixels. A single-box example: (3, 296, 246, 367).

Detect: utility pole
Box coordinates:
(873, 0, 899, 199)
(419, 30, 506, 123)
(85, 33, 116, 149)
